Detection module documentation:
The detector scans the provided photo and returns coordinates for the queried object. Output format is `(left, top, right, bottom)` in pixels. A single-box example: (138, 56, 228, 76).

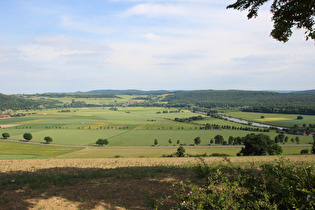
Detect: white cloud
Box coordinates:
(121, 3, 187, 17)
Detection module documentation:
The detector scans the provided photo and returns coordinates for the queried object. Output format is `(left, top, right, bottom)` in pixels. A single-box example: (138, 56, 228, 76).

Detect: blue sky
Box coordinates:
(0, 0, 314, 94)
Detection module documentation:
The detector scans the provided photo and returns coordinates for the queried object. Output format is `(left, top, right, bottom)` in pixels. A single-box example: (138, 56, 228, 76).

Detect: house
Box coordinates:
(36, 113, 47, 115)
(0, 115, 10, 118)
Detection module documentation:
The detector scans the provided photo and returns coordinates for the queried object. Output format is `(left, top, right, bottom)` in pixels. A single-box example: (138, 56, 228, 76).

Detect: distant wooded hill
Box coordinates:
(0, 93, 45, 111)
(1, 89, 315, 114)
(77, 89, 171, 95)
(162, 90, 315, 114)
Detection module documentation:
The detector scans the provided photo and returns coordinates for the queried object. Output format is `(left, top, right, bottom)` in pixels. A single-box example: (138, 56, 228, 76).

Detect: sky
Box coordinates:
(0, 0, 314, 94)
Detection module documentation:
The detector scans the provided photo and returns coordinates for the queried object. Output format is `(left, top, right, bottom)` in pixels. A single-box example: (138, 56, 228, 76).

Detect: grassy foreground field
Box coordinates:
(0, 156, 314, 209)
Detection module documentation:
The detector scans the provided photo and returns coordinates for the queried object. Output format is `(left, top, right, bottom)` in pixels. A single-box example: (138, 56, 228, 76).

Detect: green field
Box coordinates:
(225, 111, 315, 128)
(1, 107, 313, 146)
(1, 107, 314, 159)
(0, 140, 311, 159)
(0, 141, 81, 159)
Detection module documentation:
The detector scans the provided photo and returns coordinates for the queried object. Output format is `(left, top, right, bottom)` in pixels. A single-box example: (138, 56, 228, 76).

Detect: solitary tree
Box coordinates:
(44, 136, 53, 144)
(214, 135, 224, 145)
(23, 133, 32, 141)
(96, 138, 109, 146)
(168, 139, 172, 145)
(2, 132, 10, 139)
(194, 136, 201, 145)
(227, 0, 315, 42)
(154, 139, 158, 146)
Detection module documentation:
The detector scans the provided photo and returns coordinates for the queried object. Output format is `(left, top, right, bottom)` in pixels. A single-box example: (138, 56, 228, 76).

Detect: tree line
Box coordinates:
(163, 90, 315, 115)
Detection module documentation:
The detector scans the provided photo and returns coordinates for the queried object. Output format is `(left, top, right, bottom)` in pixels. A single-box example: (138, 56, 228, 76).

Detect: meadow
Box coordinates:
(1, 107, 313, 147)
(225, 111, 315, 128)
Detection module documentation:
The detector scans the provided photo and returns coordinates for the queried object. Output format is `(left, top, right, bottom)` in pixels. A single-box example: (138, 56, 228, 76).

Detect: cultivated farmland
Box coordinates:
(1, 107, 313, 147)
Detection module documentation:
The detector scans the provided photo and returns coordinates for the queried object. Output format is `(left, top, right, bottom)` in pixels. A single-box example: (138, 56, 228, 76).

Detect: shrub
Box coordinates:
(176, 146, 186, 157)
(164, 158, 315, 209)
(300, 149, 309, 154)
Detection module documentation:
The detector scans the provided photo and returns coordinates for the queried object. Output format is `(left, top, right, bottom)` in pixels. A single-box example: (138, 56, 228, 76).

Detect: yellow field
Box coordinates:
(256, 117, 291, 122)
(1, 156, 314, 173)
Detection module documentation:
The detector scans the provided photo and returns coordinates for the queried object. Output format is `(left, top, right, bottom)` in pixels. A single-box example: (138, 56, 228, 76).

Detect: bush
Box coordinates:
(163, 158, 315, 209)
(300, 149, 309, 154)
(176, 146, 186, 157)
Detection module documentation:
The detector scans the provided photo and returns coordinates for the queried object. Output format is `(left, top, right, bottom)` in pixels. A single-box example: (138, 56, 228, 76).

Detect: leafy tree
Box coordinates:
(44, 136, 53, 144)
(176, 146, 186, 157)
(154, 139, 158, 146)
(275, 133, 285, 144)
(228, 136, 234, 145)
(210, 138, 214, 144)
(214, 135, 224, 145)
(194, 137, 201, 145)
(177, 140, 180, 145)
(295, 136, 300, 144)
(227, 0, 315, 42)
(238, 133, 282, 156)
(297, 115, 304, 120)
(2, 132, 10, 139)
(96, 138, 109, 146)
(168, 139, 172, 145)
(312, 136, 315, 154)
(269, 143, 283, 155)
(103, 139, 109, 145)
(23, 133, 33, 141)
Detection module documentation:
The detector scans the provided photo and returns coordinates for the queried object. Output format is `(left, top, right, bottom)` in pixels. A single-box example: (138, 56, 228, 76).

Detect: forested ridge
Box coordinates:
(163, 90, 315, 114)
(0, 93, 48, 111)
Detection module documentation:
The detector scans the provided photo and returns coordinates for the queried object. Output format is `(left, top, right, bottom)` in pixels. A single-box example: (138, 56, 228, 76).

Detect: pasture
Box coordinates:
(1, 107, 314, 147)
(225, 111, 315, 128)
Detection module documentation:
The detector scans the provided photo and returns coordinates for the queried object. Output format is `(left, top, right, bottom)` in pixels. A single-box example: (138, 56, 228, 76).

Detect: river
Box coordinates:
(220, 115, 285, 130)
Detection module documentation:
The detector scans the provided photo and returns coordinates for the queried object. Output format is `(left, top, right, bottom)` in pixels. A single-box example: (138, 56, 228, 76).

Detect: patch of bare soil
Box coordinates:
(0, 124, 20, 128)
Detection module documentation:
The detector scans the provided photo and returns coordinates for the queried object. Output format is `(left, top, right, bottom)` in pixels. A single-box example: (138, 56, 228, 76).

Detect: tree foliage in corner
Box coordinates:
(227, 0, 315, 42)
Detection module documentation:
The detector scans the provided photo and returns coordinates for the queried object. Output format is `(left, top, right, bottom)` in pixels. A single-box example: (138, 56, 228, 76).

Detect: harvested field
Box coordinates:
(1, 156, 314, 209)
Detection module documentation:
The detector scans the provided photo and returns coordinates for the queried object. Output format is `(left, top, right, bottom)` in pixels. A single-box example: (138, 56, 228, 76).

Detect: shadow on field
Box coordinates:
(0, 166, 192, 209)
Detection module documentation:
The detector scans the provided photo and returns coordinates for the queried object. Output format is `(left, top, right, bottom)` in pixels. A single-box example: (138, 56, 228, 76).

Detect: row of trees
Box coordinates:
(167, 133, 289, 157)
(1, 132, 53, 143)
